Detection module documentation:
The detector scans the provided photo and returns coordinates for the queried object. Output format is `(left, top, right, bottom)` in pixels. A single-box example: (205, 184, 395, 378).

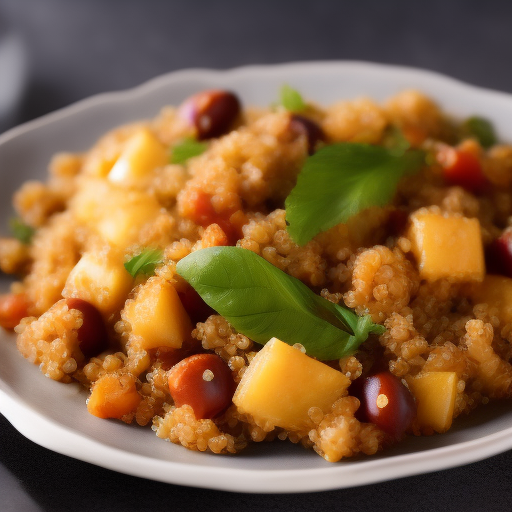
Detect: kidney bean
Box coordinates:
(178, 286, 215, 324)
(0, 293, 30, 330)
(66, 298, 108, 358)
(168, 353, 235, 419)
(386, 208, 409, 237)
(150, 336, 204, 371)
(178, 89, 241, 140)
(289, 114, 325, 154)
(485, 229, 512, 277)
(351, 372, 416, 440)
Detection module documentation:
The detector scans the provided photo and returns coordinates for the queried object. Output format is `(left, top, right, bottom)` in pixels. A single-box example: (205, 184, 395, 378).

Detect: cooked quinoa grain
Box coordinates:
(3, 87, 512, 462)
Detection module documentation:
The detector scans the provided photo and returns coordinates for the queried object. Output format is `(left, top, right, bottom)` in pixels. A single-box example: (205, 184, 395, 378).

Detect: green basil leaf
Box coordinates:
(285, 143, 424, 245)
(463, 116, 497, 149)
(9, 218, 35, 245)
(176, 246, 384, 360)
(170, 138, 208, 164)
(124, 248, 163, 277)
(382, 125, 411, 156)
(280, 84, 306, 112)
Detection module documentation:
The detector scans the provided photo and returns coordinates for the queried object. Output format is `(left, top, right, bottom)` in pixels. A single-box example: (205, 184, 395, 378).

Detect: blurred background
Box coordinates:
(2, 0, 512, 128)
(2, 0, 512, 510)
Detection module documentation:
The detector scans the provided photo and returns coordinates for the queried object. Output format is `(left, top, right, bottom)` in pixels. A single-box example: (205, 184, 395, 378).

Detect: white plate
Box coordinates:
(1, 61, 512, 494)
(0, 25, 27, 133)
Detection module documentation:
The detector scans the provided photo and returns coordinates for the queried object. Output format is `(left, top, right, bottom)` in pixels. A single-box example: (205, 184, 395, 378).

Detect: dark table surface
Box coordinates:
(2, 0, 512, 510)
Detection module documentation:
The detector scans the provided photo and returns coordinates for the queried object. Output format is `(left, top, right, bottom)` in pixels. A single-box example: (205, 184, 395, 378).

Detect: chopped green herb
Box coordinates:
(9, 218, 35, 245)
(170, 138, 208, 164)
(176, 246, 385, 360)
(124, 248, 164, 278)
(280, 84, 306, 112)
(463, 116, 497, 149)
(285, 143, 424, 246)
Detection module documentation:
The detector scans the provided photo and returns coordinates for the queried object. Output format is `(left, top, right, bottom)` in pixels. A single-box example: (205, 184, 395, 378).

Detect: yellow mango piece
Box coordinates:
(108, 128, 168, 185)
(87, 373, 141, 419)
(62, 250, 133, 318)
(407, 209, 484, 282)
(471, 275, 512, 326)
(123, 276, 192, 350)
(406, 371, 457, 433)
(233, 338, 350, 431)
(70, 178, 161, 249)
(70, 178, 110, 226)
(95, 192, 161, 248)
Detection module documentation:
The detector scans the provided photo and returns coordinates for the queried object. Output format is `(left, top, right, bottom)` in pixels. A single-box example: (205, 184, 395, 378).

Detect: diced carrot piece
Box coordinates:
(87, 373, 141, 419)
(0, 293, 30, 330)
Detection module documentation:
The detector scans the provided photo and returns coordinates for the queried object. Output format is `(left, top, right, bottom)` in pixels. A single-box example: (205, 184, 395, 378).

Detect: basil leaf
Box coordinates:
(280, 84, 306, 112)
(124, 248, 163, 277)
(382, 125, 410, 156)
(176, 246, 384, 360)
(463, 116, 497, 149)
(170, 138, 208, 164)
(285, 143, 424, 245)
(9, 218, 35, 245)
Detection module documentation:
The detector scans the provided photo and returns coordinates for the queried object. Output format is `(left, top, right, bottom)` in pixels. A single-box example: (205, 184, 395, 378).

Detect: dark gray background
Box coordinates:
(2, 0, 512, 510)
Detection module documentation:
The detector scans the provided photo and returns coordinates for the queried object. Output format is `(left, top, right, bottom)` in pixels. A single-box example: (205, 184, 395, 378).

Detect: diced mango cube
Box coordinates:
(62, 250, 133, 318)
(70, 178, 161, 249)
(407, 209, 484, 282)
(108, 128, 168, 185)
(87, 373, 141, 419)
(406, 371, 457, 433)
(470, 275, 512, 326)
(233, 338, 350, 431)
(123, 276, 192, 350)
(95, 192, 161, 248)
(70, 178, 109, 226)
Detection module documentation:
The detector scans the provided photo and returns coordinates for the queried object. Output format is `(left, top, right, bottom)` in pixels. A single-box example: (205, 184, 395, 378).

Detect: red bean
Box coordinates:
(289, 114, 325, 154)
(178, 89, 241, 140)
(168, 353, 235, 419)
(386, 209, 409, 237)
(485, 229, 512, 277)
(66, 298, 108, 358)
(0, 293, 30, 330)
(178, 286, 215, 324)
(351, 372, 416, 440)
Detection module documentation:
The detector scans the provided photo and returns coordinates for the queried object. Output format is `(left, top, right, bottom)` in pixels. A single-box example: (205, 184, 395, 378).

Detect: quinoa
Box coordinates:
(2, 87, 512, 463)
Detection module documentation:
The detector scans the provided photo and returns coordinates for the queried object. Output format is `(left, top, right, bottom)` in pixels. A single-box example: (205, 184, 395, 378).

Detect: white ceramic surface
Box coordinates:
(0, 24, 27, 132)
(1, 62, 512, 493)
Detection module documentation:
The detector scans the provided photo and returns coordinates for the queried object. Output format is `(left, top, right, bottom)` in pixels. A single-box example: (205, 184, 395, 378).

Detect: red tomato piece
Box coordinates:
(188, 191, 238, 244)
(436, 145, 487, 193)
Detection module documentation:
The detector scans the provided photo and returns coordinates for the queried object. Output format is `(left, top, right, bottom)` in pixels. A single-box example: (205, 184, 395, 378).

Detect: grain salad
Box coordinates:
(1, 85, 512, 463)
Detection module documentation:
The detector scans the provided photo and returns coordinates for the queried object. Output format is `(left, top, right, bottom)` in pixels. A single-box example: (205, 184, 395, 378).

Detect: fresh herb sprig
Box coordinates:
(285, 142, 424, 246)
(124, 248, 164, 278)
(462, 116, 497, 149)
(280, 84, 306, 112)
(9, 218, 35, 245)
(170, 138, 208, 164)
(177, 246, 384, 360)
